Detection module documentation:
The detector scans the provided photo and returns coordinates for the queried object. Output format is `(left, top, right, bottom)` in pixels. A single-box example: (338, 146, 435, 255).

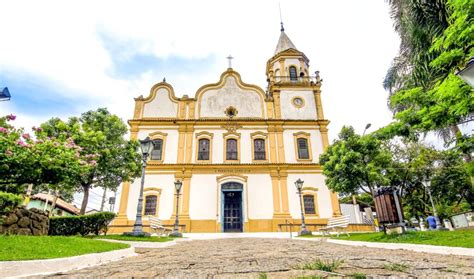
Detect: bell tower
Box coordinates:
(266, 23, 311, 83)
(265, 24, 325, 123)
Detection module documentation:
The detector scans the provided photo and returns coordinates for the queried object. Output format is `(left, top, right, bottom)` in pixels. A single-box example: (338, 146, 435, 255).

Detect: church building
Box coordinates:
(111, 26, 343, 233)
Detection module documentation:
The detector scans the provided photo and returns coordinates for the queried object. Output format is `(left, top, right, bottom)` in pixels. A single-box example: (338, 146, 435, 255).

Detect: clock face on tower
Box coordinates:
(292, 97, 304, 108)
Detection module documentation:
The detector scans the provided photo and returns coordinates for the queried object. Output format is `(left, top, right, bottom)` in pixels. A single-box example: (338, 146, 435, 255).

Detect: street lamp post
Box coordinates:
(362, 123, 371, 136)
(125, 137, 154, 236)
(295, 179, 312, 236)
(170, 180, 183, 237)
(422, 178, 442, 229)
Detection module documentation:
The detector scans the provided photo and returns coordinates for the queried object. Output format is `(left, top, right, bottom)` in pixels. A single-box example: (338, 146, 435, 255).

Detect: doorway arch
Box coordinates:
(221, 182, 243, 232)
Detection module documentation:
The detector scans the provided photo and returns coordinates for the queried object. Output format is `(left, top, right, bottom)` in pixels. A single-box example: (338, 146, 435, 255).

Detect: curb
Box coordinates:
(98, 238, 178, 248)
(0, 246, 136, 278)
(327, 239, 474, 257)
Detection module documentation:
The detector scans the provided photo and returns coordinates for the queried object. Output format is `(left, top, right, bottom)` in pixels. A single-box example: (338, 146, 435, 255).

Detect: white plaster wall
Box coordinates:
(246, 174, 274, 219)
(142, 88, 178, 118)
(126, 174, 176, 220)
(189, 175, 218, 219)
(137, 129, 179, 164)
(286, 173, 333, 219)
(239, 129, 252, 163)
(283, 129, 322, 163)
(280, 90, 317, 120)
(199, 76, 263, 118)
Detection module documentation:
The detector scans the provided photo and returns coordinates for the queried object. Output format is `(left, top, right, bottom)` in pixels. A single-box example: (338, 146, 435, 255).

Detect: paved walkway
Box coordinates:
(48, 238, 474, 278)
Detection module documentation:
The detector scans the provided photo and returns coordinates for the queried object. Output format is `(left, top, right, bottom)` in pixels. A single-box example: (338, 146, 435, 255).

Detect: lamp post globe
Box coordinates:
(170, 179, 183, 237)
(457, 57, 474, 88)
(422, 178, 442, 230)
(125, 137, 154, 236)
(295, 179, 311, 236)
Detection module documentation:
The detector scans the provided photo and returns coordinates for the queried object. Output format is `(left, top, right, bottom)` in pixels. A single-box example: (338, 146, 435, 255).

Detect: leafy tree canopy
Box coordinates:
(40, 108, 142, 214)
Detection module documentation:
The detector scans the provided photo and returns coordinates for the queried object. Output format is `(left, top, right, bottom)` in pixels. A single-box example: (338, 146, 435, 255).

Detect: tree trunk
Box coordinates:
(80, 184, 90, 215)
(100, 187, 107, 211)
(49, 191, 60, 217)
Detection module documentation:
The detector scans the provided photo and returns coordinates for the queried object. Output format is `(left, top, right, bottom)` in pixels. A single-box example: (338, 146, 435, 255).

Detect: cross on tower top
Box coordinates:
(226, 55, 234, 69)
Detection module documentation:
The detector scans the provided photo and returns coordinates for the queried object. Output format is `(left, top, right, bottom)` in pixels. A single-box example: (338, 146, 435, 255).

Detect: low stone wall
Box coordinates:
(0, 207, 49, 235)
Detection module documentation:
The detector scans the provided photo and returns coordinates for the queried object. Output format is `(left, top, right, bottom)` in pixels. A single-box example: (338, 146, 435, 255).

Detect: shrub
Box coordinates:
(0, 191, 23, 214)
(300, 258, 343, 272)
(49, 212, 116, 236)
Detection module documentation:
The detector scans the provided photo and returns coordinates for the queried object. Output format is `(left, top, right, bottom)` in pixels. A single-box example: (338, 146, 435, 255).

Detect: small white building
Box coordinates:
(111, 27, 344, 233)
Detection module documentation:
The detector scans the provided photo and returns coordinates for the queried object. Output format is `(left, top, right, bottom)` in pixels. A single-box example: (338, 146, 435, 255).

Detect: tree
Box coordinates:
(384, 0, 473, 157)
(0, 115, 90, 197)
(386, 139, 473, 219)
(40, 108, 142, 214)
(319, 126, 392, 197)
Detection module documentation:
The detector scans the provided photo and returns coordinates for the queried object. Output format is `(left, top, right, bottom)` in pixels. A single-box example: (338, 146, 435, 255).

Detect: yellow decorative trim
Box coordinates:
(250, 131, 269, 163)
(143, 191, 161, 217)
(331, 191, 342, 216)
(268, 129, 278, 163)
(149, 131, 168, 138)
(223, 132, 241, 163)
(302, 186, 318, 192)
(185, 127, 194, 163)
(188, 101, 196, 119)
(273, 90, 282, 119)
(301, 188, 319, 217)
(139, 82, 180, 119)
(117, 181, 131, 217)
(279, 174, 290, 214)
(320, 125, 330, 150)
(130, 125, 139, 140)
(216, 174, 248, 183)
(291, 96, 305, 108)
(148, 132, 167, 163)
(195, 132, 214, 163)
(313, 89, 325, 120)
(195, 69, 266, 119)
(276, 126, 286, 163)
(144, 187, 162, 193)
(142, 82, 180, 104)
(108, 220, 375, 234)
(177, 128, 186, 163)
(293, 131, 313, 162)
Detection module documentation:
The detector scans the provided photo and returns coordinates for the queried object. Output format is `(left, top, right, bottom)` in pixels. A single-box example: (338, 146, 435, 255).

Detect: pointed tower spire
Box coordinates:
(274, 5, 297, 54)
(279, 3, 284, 32)
(274, 27, 297, 55)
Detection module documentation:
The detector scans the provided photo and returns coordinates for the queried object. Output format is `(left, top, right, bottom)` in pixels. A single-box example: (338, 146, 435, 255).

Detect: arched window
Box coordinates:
(297, 138, 309, 159)
(289, 66, 298, 81)
(144, 195, 158, 215)
(151, 139, 163, 160)
(226, 139, 238, 160)
(198, 139, 210, 160)
(303, 194, 316, 214)
(254, 139, 266, 160)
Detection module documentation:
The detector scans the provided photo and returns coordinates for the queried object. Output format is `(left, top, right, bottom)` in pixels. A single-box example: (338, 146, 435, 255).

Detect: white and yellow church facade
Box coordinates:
(111, 28, 347, 233)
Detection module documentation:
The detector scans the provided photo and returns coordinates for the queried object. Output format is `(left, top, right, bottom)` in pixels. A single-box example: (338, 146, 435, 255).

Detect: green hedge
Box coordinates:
(0, 191, 23, 214)
(49, 212, 116, 236)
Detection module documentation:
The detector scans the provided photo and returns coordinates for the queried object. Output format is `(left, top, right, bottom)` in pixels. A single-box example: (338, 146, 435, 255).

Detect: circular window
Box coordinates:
(292, 97, 305, 108)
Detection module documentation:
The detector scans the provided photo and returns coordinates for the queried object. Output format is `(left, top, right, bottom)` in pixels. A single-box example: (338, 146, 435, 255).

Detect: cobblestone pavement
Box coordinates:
(49, 238, 474, 278)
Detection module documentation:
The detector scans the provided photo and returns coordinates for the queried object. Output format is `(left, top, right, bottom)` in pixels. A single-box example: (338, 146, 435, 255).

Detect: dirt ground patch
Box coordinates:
(47, 238, 474, 278)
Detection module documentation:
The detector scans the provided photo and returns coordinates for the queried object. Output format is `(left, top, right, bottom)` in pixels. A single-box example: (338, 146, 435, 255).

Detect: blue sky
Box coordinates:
(0, 0, 403, 210)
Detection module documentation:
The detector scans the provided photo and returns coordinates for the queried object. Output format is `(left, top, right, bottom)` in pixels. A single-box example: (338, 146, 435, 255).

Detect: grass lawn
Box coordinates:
(93, 235, 174, 242)
(0, 235, 129, 261)
(334, 230, 474, 248)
